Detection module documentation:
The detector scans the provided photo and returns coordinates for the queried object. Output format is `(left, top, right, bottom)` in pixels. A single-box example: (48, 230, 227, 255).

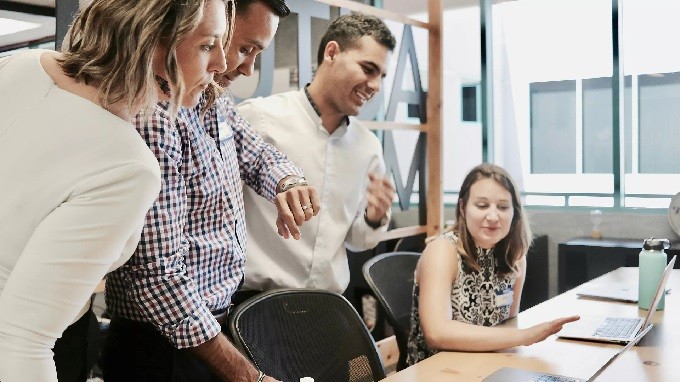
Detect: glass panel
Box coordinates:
(582, 77, 612, 173)
(441, 5, 483, 191)
(622, 0, 680, 203)
(582, 76, 632, 174)
(530, 81, 576, 174)
(638, 72, 680, 173)
(493, 0, 612, 187)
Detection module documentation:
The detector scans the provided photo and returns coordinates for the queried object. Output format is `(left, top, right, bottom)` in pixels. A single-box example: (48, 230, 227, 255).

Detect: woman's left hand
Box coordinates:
(522, 315, 581, 345)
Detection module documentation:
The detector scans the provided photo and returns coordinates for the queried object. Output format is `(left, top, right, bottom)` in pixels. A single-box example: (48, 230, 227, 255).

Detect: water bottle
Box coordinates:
(638, 238, 670, 310)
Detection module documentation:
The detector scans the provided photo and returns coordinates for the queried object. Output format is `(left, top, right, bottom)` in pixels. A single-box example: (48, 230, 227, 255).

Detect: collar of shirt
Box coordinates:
(303, 83, 350, 127)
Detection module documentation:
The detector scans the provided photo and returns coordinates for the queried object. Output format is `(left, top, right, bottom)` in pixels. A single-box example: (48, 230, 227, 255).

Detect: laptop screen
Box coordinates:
(587, 323, 653, 381)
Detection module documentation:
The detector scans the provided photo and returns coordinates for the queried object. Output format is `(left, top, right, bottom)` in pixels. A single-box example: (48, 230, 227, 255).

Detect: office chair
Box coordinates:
(392, 233, 426, 253)
(228, 289, 386, 382)
(362, 251, 420, 371)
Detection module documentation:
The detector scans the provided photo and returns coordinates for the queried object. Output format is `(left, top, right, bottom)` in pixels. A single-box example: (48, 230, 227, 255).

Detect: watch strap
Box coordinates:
(278, 176, 308, 193)
(364, 209, 389, 229)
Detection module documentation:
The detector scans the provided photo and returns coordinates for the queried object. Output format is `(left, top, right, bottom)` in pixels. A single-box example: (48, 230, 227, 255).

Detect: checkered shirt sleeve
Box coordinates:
(217, 94, 303, 199)
(106, 103, 221, 348)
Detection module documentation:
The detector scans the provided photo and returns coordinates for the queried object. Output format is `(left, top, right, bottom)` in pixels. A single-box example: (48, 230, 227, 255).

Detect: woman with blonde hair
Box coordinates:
(407, 163, 579, 365)
(0, 0, 234, 381)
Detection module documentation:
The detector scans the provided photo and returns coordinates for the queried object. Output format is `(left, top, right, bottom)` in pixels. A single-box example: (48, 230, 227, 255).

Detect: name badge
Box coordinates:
(496, 288, 514, 307)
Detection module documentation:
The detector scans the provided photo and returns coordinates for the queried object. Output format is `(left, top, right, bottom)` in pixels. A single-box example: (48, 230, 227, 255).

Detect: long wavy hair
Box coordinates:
(452, 163, 532, 275)
(59, 0, 235, 115)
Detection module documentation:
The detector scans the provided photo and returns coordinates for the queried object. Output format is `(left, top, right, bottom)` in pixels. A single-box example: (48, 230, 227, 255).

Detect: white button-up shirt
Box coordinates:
(237, 89, 389, 293)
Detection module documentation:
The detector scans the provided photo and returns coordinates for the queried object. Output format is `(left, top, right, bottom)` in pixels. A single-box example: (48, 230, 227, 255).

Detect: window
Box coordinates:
(461, 84, 480, 122)
(492, 0, 680, 209)
(386, 0, 680, 210)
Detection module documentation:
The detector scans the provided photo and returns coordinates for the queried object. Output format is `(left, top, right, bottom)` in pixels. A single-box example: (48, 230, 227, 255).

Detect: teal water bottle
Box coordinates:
(638, 238, 670, 310)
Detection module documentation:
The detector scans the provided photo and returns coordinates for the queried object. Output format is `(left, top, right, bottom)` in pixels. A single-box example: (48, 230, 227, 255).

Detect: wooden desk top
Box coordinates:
(382, 268, 680, 382)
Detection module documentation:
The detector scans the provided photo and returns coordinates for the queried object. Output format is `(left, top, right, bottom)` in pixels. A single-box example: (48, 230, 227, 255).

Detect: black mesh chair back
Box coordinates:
(228, 289, 386, 382)
(392, 233, 426, 253)
(362, 251, 420, 371)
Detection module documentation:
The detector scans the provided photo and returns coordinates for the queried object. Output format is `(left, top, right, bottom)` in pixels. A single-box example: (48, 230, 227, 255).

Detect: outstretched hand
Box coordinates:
(523, 315, 580, 345)
(274, 185, 320, 240)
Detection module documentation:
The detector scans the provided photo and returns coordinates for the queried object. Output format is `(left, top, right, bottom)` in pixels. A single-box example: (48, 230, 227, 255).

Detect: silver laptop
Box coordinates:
(576, 283, 638, 303)
(482, 324, 653, 382)
(577, 283, 670, 303)
(558, 255, 675, 344)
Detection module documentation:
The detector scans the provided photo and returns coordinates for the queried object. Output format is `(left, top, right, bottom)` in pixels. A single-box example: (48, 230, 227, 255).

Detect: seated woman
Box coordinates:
(407, 163, 578, 365)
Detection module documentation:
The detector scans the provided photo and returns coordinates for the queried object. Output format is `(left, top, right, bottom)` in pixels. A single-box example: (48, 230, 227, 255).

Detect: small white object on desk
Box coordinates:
(300, 378, 314, 382)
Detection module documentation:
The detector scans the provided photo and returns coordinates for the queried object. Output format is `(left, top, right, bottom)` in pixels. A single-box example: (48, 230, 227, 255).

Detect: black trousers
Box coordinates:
(53, 308, 101, 382)
(101, 318, 223, 382)
(229, 289, 262, 308)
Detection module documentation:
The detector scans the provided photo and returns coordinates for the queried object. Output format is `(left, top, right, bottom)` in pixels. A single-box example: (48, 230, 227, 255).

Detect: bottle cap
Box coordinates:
(643, 238, 670, 251)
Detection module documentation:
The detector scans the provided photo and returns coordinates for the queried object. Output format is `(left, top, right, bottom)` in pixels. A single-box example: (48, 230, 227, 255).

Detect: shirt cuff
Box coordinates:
(166, 306, 222, 349)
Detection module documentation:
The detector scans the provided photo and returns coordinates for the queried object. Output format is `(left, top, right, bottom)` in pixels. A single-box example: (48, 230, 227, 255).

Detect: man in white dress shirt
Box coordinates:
(235, 14, 397, 300)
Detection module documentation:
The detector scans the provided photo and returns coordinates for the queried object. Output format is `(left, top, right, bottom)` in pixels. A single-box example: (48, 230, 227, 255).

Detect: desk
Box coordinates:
(558, 237, 680, 293)
(382, 267, 680, 382)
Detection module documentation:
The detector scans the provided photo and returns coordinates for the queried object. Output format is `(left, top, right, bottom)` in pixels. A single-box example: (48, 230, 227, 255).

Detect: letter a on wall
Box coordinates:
(385, 25, 426, 123)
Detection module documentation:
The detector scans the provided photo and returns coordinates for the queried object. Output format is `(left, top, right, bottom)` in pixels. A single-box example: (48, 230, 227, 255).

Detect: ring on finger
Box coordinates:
(301, 204, 313, 211)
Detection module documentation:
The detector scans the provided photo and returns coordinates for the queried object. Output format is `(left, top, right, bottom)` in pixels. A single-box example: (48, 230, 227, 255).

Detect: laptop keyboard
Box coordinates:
(527, 375, 582, 382)
(593, 317, 639, 339)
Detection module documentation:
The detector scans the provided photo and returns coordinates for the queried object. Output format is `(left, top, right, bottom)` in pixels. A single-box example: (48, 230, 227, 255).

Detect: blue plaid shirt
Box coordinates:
(105, 93, 302, 348)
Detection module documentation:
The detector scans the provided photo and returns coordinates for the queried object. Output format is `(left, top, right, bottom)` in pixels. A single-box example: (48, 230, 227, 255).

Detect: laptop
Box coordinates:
(557, 255, 675, 344)
(482, 324, 653, 382)
(577, 283, 638, 303)
(577, 283, 670, 303)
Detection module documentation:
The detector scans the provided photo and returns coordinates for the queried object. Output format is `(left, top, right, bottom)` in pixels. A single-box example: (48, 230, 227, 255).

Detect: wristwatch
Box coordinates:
(364, 208, 390, 229)
(278, 175, 308, 193)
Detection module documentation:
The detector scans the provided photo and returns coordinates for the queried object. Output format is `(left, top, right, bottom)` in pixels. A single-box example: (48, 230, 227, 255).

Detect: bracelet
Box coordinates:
(256, 371, 266, 382)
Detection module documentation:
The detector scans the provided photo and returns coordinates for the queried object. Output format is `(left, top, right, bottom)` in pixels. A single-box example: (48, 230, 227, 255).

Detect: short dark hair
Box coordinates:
(235, 0, 290, 17)
(316, 13, 396, 66)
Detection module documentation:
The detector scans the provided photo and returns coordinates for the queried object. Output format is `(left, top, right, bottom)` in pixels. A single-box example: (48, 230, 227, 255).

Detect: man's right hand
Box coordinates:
(186, 333, 284, 382)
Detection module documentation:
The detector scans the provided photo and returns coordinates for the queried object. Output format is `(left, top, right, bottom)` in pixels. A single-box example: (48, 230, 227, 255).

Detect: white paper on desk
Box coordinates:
(0, 18, 40, 37)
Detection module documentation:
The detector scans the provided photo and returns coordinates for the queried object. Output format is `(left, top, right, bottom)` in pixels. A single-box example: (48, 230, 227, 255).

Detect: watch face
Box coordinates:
(280, 176, 306, 192)
(670, 192, 680, 237)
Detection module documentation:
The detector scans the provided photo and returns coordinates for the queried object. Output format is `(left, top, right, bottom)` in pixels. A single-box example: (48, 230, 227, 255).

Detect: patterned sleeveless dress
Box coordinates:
(406, 232, 517, 365)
